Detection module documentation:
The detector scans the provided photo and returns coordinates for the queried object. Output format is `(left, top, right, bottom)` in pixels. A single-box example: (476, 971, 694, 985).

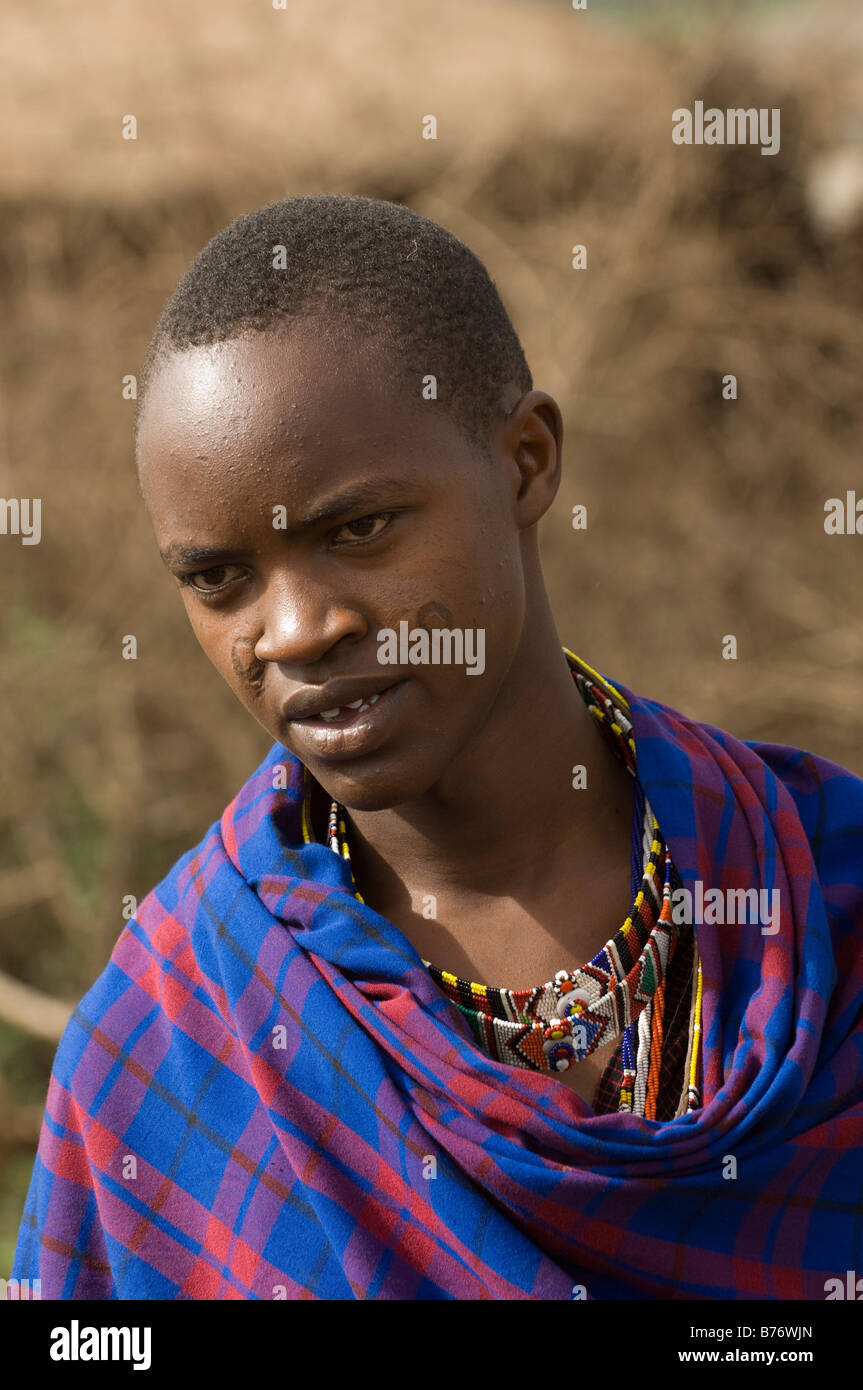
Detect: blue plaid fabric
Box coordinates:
(12, 672, 863, 1299)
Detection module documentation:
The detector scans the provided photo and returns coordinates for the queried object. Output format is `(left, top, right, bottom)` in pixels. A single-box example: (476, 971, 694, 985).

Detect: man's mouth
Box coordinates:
(312, 692, 382, 725)
(284, 680, 410, 760)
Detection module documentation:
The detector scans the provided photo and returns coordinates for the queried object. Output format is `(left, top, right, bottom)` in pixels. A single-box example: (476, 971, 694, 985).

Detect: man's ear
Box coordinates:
(503, 390, 563, 526)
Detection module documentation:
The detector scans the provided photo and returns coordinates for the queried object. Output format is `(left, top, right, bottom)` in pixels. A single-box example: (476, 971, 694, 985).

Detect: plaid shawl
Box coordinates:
(13, 674, 863, 1300)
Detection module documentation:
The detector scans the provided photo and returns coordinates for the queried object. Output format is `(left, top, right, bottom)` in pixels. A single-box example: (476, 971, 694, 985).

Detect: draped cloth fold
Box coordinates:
(12, 675, 863, 1299)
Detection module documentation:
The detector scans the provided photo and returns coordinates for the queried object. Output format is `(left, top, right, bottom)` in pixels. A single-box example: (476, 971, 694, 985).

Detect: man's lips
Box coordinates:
(282, 679, 411, 761)
(288, 690, 385, 728)
(282, 677, 403, 724)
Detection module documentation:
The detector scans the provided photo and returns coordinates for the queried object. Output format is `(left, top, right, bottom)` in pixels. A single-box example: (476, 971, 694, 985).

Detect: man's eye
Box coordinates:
(182, 565, 243, 594)
(333, 513, 394, 544)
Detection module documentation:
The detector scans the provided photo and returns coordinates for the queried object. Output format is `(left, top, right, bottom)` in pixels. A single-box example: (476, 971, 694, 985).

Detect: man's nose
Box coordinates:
(252, 572, 366, 667)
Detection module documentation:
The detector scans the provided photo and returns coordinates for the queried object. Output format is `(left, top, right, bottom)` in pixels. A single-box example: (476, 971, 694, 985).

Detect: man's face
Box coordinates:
(136, 321, 529, 811)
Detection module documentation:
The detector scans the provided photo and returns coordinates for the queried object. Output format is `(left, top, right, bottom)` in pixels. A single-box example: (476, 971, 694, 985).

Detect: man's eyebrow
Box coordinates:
(158, 477, 417, 567)
(159, 543, 239, 568)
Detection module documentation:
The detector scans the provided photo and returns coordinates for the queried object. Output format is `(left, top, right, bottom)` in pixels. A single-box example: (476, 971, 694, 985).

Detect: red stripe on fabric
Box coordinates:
(221, 797, 240, 866)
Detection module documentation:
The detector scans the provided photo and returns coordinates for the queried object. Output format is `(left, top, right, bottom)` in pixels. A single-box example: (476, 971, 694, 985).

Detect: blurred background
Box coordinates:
(1, 0, 861, 1265)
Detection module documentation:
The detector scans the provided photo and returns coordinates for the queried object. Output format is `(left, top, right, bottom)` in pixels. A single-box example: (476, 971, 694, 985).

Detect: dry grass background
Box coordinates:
(1, 0, 862, 1263)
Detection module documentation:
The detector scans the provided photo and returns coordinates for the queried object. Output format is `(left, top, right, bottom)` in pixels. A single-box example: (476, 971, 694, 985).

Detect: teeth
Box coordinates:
(317, 691, 383, 722)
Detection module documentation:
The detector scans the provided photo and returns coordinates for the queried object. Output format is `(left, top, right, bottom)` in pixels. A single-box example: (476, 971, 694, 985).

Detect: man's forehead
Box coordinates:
(138, 330, 421, 457)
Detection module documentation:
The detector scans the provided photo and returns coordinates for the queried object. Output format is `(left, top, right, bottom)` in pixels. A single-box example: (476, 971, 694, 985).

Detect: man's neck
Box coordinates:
(340, 632, 637, 977)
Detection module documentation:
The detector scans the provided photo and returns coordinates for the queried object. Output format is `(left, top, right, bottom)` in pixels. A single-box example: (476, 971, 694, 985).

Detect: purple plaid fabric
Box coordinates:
(12, 672, 863, 1299)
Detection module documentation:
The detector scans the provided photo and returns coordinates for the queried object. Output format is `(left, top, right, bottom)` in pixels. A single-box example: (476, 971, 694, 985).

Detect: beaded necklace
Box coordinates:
(301, 649, 702, 1116)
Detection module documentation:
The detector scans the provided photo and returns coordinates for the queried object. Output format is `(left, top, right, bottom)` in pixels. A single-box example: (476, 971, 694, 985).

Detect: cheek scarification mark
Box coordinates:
(231, 637, 267, 696)
(415, 600, 455, 630)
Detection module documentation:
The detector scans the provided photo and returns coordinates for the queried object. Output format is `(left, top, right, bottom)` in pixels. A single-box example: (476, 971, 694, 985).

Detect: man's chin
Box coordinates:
(316, 762, 444, 815)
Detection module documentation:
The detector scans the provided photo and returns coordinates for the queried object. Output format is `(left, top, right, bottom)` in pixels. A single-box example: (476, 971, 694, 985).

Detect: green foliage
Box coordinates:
(0, 1150, 37, 1275)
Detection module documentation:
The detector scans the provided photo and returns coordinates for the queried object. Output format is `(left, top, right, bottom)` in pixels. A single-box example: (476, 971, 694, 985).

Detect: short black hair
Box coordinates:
(135, 194, 533, 455)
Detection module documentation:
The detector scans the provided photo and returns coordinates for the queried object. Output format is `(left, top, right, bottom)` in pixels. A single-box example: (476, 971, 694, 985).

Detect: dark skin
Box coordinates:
(136, 318, 636, 1107)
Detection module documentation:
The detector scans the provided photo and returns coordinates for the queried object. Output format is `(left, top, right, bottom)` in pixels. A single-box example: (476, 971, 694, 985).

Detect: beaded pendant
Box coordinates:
(422, 820, 676, 1109)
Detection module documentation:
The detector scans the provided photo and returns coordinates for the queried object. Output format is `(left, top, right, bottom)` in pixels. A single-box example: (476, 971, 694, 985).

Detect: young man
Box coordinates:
(13, 195, 863, 1300)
